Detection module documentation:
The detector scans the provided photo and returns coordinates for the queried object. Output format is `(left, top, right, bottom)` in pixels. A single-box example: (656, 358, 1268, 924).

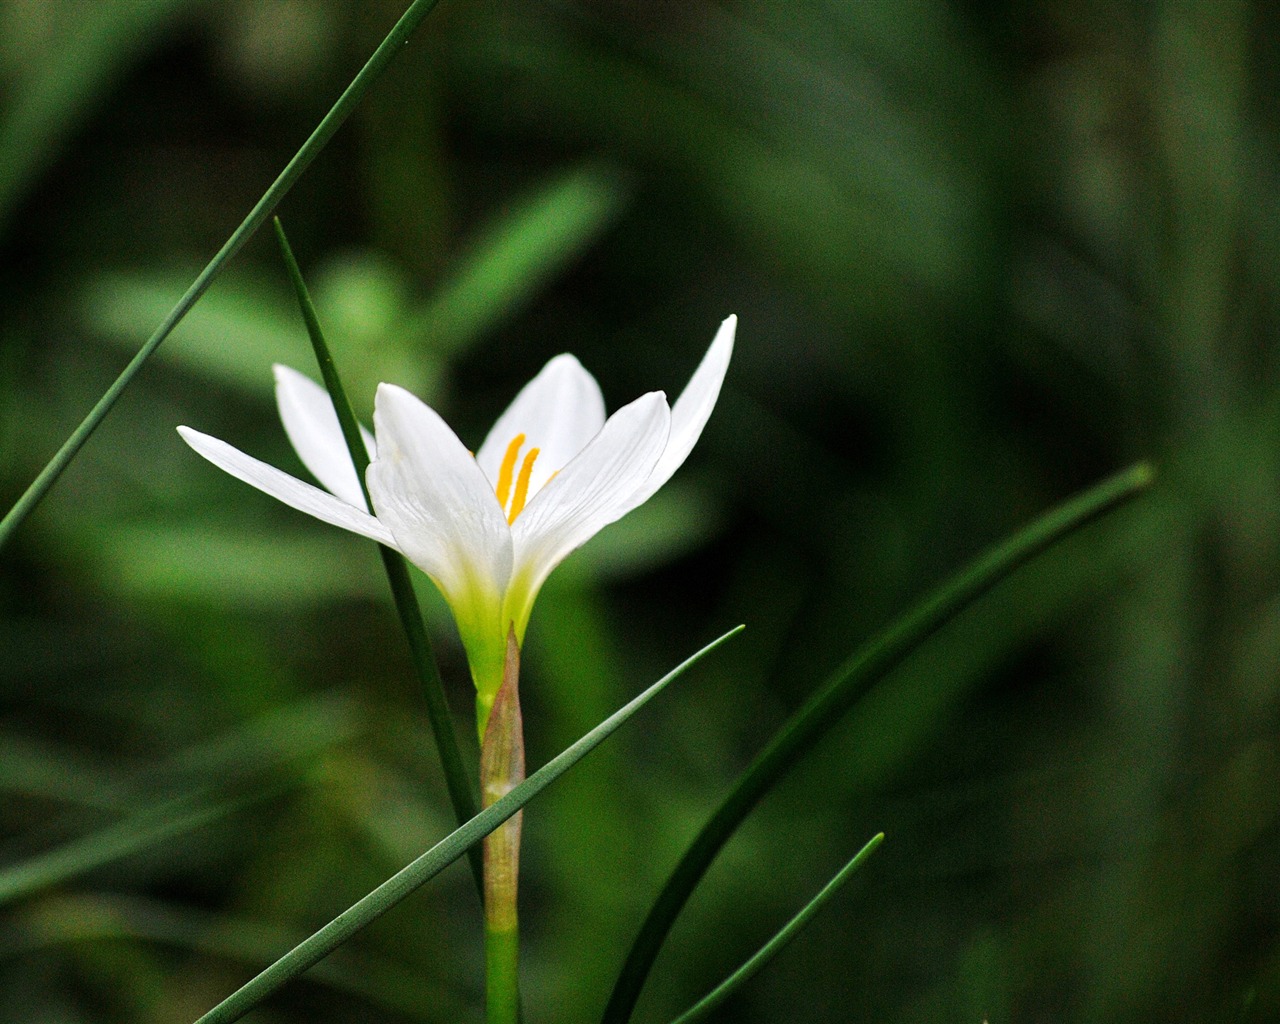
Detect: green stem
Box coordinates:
(485, 925, 520, 1024)
(0, 0, 444, 554)
(481, 630, 524, 1024)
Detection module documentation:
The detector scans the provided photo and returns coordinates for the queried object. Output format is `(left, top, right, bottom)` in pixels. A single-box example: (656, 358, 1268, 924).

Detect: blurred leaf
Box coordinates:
(90, 519, 385, 607)
(403, 161, 631, 354)
(0, 892, 473, 1021)
(0, 693, 362, 908)
(0, 0, 196, 232)
(83, 269, 303, 393)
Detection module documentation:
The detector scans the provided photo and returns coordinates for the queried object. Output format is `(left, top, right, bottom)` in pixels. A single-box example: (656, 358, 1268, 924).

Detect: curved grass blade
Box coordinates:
(602, 463, 1155, 1024)
(194, 625, 743, 1024)
(274, 218, 482, 897)
(667, 833, 884, 1024)
(0, 0, 445, 553)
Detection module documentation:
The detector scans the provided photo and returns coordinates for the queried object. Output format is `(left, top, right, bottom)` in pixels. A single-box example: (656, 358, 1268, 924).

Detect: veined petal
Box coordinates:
(274, 364, 376, 509)
(476, 354, 606, 496)
(177, 426, 398, 548)
(368, 383, 514, 610)
(634, 314, 735, 504)
(507, 391, 671, 631)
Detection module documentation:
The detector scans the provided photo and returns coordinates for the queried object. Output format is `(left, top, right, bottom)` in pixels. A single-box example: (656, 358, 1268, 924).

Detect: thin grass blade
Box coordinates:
(602, 462, 1155, 1024)
(193, 625, 742, 1024)
(0, 0, 445, 553)
(274, 218, 483, 896)
(667, 833, 884, 1024)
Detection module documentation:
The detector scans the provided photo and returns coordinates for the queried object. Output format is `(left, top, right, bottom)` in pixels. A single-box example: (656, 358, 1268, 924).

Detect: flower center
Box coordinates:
(495, 433, 540, 524)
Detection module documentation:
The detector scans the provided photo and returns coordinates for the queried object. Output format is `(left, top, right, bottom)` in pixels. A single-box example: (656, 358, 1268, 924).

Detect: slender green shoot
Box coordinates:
(667, 833, 884, 1024)
(602, 462, 1155, 1024)
(194, 625, 743, 1024)
(0, 0, 445, 553)
(274, 218, 482, 896)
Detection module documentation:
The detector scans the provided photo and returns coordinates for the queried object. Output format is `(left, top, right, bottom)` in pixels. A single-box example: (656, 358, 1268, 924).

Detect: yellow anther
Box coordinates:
(507, 447, 540, 523)
(495, 433, 525, 510)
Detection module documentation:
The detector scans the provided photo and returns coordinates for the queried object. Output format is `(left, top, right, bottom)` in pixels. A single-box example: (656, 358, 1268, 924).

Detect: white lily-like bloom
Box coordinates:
(178, 315, 735, 729)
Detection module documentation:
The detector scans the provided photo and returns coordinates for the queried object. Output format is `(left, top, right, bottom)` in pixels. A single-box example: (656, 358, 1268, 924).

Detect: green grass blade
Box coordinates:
(193, 625, 742, 1024)
(601, 463, 1155, 1024)
(274, 218, 483, 898)
(667, 833, 884, 1024)
(0, 0, 444, 554)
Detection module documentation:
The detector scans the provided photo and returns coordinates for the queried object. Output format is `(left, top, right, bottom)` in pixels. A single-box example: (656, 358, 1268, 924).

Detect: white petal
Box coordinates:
(368, 383, 513, 606)
(508, 391, 670, 621)
(475, 354, 606, 497)
(274, 364, 376, 508)
(177, 426, 398, 548)
(633, 314, 735, 504)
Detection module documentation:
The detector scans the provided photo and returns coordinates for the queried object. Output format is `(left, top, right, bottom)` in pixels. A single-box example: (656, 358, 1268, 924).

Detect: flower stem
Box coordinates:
(480, 630, 524, 1024)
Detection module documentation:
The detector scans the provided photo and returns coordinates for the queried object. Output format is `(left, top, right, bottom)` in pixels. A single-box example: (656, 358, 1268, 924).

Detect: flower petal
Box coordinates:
(177, 426, 398, 548)
(634, 314, 735, 504)
(475, 354, 606, 497)
(367, 383, 513, 608)
(507, 391, 671, 628)
(274, 364, 376, 508)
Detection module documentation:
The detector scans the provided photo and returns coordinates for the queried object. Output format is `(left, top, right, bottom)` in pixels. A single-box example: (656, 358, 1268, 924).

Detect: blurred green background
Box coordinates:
(2, 0, 1279, 1021)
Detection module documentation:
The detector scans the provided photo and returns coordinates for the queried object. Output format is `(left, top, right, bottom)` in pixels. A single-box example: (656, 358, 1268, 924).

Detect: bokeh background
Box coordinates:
(3, 1, 1279, 1021)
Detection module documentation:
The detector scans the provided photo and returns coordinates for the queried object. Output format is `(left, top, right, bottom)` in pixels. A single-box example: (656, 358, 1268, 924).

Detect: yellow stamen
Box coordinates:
(507, 447, 540, 523)
(495, 434, 525, 510)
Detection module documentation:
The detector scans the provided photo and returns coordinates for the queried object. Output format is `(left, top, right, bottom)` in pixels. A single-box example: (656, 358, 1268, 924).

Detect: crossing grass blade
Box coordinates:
(193, 625, 743, 1024)
(0, 0, 445, 553)
(601, 463, 1155, 1024)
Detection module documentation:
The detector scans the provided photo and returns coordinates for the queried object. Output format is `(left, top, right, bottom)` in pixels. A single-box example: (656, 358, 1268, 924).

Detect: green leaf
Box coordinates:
(0, 0, 446, 554)
(193, 625, 743, 1024)
(601, 463, 1155, 1024)
(667, 833, 884, 1024)
(404, 161, 630, 355)
(0, 792, 258, 909)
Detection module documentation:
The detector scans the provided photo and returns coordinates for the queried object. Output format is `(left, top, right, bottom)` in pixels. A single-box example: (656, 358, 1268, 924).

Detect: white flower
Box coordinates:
(178, 316, 735, 727)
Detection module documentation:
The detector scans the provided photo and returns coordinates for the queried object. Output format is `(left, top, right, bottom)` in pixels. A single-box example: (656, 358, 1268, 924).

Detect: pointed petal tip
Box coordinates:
(271, 362, 302, 384)
(713, 314, 737, 352)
